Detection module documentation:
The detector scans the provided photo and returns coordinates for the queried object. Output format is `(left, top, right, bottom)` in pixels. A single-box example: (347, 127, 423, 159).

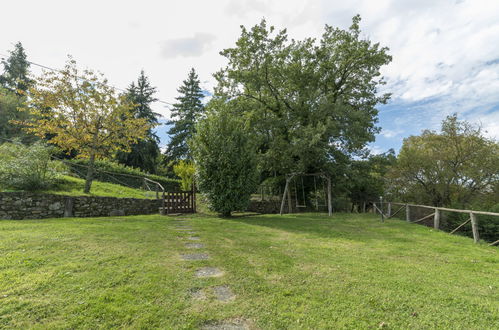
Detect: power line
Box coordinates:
(0, 52, 175, 108)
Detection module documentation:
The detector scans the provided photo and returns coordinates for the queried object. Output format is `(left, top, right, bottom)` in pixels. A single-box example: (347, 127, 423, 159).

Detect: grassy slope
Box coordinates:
(0, 213, 497, 329)
(1, 175, 155, 199)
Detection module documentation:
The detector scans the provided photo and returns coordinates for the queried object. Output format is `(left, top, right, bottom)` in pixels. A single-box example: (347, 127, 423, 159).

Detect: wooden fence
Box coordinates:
(372, 202, 499, 246)
(162, 191, 196, 214)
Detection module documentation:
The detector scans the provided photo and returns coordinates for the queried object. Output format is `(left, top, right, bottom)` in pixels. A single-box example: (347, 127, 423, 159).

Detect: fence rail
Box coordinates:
(372, 201, 499, 246)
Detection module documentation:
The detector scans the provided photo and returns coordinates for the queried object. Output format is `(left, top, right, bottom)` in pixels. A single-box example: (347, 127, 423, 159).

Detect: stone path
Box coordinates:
(170, 216, 244, 329)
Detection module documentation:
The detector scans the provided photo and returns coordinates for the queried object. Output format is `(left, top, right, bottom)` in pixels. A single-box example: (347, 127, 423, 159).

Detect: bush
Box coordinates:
(67, 158, 180, 191)
(191, 108, 258, 216)
(0, 141, 63, 190)
(173, 161, 195, 191)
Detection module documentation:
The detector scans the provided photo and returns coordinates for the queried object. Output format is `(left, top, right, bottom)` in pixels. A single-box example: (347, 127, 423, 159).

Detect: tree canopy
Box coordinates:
(387, 115, 499, 207)
(17, 58, 151, 193)
(116, 70, 160, 173)
(166, 68, 205, 163)
(0, 42, 32, 94)
(213, 16, 392, 175)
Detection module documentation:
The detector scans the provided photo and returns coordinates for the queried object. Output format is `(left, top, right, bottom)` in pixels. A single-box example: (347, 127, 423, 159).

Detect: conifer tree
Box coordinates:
(165, 68, 204, 162)
(116, 70, 160, 173)
(0, 42, 32, 94)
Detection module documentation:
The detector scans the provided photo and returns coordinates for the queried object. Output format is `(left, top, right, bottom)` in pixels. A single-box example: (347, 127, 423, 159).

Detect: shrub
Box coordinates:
(0, 141, 63, 190)
(191, 108, 258, 216)
(173, 161, 195, 191)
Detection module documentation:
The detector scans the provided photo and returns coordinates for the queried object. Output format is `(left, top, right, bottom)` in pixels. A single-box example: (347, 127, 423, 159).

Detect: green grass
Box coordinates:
(1, 175, 155, 199)
(0, 213, 497, 329)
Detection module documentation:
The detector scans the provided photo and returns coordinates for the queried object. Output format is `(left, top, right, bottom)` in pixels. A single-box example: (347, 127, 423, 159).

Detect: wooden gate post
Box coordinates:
(373, 202, 377, 214)
(470, 212, 479, 243)
(434, 208, 440, 230)
(387, 202, 392, 218)
(406, 204, 410, 222)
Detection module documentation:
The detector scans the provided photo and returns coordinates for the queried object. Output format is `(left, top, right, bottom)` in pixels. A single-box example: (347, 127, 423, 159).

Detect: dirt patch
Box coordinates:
(201, 318, 251, 330)
(195, 267, 224, 278)
(213, 285, 235, 302)
(185, 243, 205, 249)
(181, 253, 210, 260)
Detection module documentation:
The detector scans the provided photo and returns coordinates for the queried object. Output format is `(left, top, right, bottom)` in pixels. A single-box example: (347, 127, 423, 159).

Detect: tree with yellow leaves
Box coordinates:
(18, 57, 151, 193)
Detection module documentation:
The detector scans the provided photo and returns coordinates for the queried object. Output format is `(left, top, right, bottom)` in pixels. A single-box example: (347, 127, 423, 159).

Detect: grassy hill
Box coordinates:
(1, 175, 156, 199)
(0, 213, 497, 328)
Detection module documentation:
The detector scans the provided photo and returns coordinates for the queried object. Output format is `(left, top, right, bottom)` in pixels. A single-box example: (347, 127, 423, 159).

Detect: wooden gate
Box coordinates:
(163, 191, 196, 214)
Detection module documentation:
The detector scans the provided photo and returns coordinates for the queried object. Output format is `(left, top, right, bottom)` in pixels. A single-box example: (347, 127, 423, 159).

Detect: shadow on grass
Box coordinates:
(219, 212, 405, 243)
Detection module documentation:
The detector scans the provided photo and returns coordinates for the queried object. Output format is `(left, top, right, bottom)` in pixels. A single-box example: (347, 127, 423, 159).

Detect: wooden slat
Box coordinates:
(449, 218, 471, 234)
(412, 212, 435, 223)
(387, 202, 499, 216)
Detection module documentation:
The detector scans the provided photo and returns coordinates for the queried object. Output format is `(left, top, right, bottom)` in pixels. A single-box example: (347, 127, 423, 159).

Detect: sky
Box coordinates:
(1, 0, 498, 153)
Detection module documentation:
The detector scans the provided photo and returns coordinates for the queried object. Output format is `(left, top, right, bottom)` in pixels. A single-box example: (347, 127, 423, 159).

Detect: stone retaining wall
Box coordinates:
(0, 192, 162, 220)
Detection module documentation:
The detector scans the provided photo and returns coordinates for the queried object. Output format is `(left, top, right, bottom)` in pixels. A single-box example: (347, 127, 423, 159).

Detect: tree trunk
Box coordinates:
(83, 152, 96, 194)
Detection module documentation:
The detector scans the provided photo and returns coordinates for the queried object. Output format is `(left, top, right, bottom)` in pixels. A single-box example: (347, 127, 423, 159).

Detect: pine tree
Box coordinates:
(116, 70, 160, 173)
(0, 42, 32, 94)
(165, 68, 204, 162)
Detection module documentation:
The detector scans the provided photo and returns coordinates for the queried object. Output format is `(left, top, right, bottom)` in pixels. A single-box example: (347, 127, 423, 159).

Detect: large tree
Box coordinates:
(214, 16, 391, 176)
(0, 42, 32, 94)
(387, 115, 499, 207)
(165, 68, 204, 162)
(116, 70, 160, 173)
(17, 58, 150, 193)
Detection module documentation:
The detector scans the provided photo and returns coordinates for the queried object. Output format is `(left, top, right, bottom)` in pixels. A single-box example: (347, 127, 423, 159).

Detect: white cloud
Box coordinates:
(161, 33, 216, 59)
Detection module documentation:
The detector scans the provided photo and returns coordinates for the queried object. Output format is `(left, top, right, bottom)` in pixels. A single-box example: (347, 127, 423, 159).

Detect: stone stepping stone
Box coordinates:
(213, 285, 235, 302)
(195, 267, 224, 278)
(187, 236, 201, 241)
(201, 320, 249, 330)
(189, 288, 206, 300)
(185, 243, 204, 249)
(181, 253, 210, 260)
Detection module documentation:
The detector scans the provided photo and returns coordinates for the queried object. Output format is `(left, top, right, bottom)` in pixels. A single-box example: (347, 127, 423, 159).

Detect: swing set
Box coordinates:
(280, 172, 332, 216)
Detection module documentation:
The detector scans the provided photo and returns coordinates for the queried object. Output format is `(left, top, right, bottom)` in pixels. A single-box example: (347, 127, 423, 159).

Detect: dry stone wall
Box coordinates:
(0, 192, 162, 220)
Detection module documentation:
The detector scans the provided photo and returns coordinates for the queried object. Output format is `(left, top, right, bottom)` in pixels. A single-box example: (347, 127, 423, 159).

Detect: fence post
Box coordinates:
(434, 208, 440, 230)
(405, 204, 410, 222)
(373, 202, 377, 214)
(470, 212, 479, 243)
(387, 202, 392, 218)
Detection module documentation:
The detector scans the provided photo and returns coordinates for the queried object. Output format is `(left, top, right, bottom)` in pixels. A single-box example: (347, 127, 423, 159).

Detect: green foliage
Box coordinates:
(173, 160, 195, 191)
(116, 70, 160, 173)
(19, 57, 150, 193)
(67, 158, 180, 191)
(387, 115, 499, 207)
(191, 107, 258, 216)
(0, 42, 32, 94)
(0, 88, 34, 142)
(166, 68, 205, 162)
(348, 150, 396, 210)
(0, 141, 63, 190)
(214, 16, 391, 174)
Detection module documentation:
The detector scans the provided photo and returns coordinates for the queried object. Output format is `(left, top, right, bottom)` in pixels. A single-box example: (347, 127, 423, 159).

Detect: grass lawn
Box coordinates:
(0, 213, 497, 329)
(1, 175, 154, 199)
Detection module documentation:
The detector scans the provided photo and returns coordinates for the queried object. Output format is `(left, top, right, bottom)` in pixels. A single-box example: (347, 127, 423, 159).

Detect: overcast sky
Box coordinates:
(1, 0, 498, 153)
